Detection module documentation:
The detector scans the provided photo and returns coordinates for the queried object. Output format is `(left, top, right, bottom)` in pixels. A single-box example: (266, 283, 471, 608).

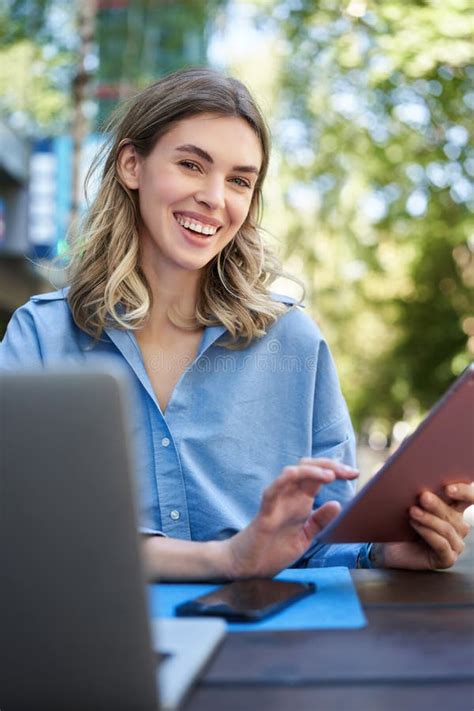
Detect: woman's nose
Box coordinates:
(194, 176, 225, 210)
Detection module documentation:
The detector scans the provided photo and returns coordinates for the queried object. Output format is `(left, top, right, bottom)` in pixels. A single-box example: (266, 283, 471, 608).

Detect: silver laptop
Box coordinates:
(0, 366, 225, 710)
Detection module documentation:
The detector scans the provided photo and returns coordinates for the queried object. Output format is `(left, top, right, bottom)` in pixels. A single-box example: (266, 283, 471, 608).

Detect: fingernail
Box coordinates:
(412, 507, 424, 519)
(448, 485, 458, 494)
(322, 468, 335, 477)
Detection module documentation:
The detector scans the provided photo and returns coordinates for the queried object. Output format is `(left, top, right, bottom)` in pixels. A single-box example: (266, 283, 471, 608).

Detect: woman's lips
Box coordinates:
(173, 211, 222, 230)
(174, 215, 215, 248)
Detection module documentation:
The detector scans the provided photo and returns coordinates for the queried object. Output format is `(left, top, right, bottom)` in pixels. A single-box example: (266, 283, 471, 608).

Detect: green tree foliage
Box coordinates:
(0, 0, 75, 134)
(0, 0, 52, 43)
(254, 0, 474, 429)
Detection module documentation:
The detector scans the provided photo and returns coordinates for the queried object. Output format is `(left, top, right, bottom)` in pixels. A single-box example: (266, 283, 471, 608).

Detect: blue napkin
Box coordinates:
(148, 566, 366, 631)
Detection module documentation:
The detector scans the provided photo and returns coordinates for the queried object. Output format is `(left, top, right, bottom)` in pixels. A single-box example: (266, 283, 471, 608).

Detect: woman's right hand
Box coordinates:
(223, 458, 358, 579)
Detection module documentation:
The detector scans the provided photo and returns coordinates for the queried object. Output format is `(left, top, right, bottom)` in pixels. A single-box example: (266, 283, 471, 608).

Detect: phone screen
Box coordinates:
(175, 579, 316, 621)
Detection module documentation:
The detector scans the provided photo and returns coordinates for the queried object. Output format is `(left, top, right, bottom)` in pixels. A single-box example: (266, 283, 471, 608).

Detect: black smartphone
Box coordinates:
(175, 578, 316, 622)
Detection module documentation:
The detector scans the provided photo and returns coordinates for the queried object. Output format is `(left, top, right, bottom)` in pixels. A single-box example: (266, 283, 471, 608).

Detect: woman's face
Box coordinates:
(120, 113, 263, 275)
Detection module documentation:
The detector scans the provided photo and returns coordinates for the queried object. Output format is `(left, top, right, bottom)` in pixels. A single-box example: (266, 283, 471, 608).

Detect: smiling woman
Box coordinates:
(1, 67, 473, 581)
(67, 68, 286, 349)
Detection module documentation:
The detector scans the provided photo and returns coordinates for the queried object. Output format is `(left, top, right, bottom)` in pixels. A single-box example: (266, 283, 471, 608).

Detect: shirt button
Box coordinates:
(161, 437, 170, 447)
(170, 510, 180, 521)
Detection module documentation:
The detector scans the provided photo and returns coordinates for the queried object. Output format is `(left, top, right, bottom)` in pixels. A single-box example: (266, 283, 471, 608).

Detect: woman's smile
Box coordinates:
(173, 211, 222, 247)
(174, 211, 222, 235)
(174, 212, 220, 249)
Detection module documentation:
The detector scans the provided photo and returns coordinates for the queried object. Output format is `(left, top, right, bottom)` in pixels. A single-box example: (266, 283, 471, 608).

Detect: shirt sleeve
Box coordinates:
(301, 542, 365, 568)
(139, 527, 167, 536)
(300, 338, 369, 569)
(312, 338, 357, 502)
(0, 305, 43, 370)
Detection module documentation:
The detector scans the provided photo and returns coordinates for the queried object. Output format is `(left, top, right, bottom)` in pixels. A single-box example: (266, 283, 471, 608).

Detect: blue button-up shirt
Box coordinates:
(0, 289, 366, 567)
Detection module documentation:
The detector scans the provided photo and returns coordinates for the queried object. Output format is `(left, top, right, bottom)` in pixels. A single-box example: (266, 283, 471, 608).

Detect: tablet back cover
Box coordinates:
(318, 365, 474, 543)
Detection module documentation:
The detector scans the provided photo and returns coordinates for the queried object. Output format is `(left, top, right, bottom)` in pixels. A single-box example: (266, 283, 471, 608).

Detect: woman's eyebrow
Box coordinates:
(175, 144, 260, 175)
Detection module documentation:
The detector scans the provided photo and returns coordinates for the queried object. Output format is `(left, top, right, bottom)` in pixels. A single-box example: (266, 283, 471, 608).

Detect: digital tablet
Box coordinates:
(317, 364, 474, 543)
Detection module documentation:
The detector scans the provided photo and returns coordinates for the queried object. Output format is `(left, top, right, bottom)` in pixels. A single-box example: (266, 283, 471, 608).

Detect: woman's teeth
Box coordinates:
(175, 214, 218, 236)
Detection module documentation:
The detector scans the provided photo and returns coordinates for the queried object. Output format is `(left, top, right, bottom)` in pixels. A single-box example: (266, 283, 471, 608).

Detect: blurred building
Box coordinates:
(95, 0, 217, 127)
(0, 121, 49, 335)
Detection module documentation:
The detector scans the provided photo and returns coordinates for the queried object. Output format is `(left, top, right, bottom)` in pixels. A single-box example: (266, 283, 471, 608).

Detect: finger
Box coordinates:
(410, 520, 463, 569)
(289, 461, 361, 498)
(412, 501, 469, 544)
(304, 500, 342, 539)
(419, 491, 460, 523)
(261, 465, 330, 510)
(261, 466, 298, 507)
(284, 464, 336, 497)
(418, 492, 471, 536)
(419, 491, 447, 513)
(283, 464, 337, 486)
(278, 464, 338, 489)
(297, 463, 337, 481)
(299, 456, 358, 473)
(263, 461, 355, 515)
(445, 482, 474, 508)
(410, 506, 467, 553)
(299, 458, 359, 479)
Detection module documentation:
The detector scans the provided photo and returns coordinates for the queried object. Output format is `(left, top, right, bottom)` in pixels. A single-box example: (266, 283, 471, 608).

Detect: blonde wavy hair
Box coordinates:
(67, 67, 301, 347)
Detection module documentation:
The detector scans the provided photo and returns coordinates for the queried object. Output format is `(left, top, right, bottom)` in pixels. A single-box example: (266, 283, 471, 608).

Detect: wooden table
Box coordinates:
(185, 534, 474, 711)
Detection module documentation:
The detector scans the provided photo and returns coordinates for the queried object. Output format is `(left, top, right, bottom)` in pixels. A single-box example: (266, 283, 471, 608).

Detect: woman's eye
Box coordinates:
(179, 160, 200, 171)
(231, 177, 251, 189)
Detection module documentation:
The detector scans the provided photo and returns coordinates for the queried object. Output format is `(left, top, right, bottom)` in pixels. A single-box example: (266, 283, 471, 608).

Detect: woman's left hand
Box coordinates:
(380, 482, 474, 570)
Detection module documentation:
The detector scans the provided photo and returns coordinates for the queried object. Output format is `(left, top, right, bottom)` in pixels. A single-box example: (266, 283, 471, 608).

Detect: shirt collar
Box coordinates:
(105, 291, 297, 357)
(79, 291, 298, 402)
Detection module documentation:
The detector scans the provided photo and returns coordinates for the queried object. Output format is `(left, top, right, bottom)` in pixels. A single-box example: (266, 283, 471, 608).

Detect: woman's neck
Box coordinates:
(139, 258, 203, 335)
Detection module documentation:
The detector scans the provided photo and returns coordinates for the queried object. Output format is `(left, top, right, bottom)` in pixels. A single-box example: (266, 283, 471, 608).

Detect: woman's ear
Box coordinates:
(117, 142, 140, 190)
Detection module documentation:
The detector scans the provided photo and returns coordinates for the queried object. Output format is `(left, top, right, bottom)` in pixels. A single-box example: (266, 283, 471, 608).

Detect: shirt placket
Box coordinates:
(104, 324, 226, 540)
(148, 397, 191, 538)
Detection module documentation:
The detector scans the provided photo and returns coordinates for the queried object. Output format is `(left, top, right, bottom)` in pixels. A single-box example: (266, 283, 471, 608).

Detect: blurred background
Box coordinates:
(0, 0, 473, 480)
